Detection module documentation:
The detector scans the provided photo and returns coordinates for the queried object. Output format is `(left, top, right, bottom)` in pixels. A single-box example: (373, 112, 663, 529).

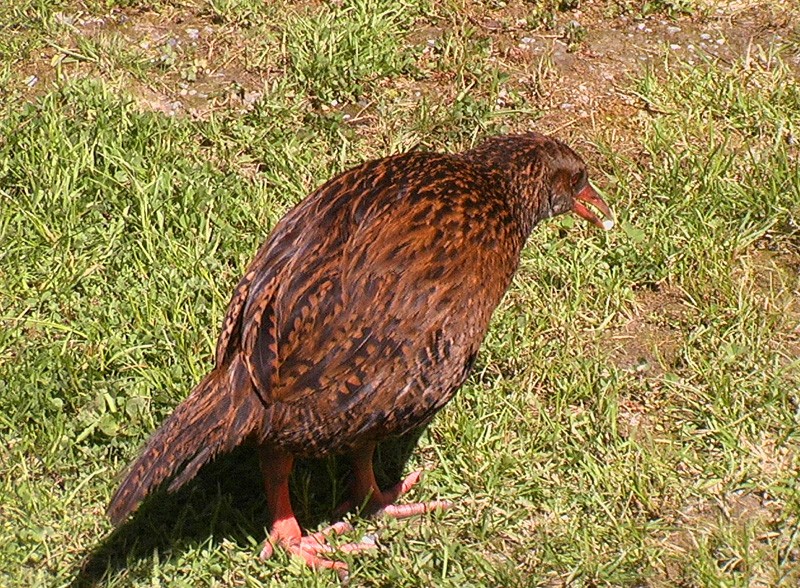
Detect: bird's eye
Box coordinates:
(571, 170, 586, 188)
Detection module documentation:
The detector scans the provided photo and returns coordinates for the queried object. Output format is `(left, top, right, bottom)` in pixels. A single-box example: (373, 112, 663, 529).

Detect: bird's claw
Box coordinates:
(336, 469, 454, 519)
(260, 520, 377, 581)
(262, 469, 450, 581)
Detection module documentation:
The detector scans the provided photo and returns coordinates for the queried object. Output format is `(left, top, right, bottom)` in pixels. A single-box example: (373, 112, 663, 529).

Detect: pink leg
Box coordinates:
(258, 447, 374, 579)
(258, 444, 450, 579)
(337, 443, 453, 518)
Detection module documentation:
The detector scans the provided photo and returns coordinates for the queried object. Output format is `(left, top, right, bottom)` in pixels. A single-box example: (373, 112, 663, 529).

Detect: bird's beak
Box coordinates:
(573, 184, 615, 230)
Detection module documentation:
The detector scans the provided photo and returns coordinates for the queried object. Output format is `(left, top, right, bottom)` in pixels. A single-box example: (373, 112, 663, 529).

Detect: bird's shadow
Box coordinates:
(72, 428, 426, 587)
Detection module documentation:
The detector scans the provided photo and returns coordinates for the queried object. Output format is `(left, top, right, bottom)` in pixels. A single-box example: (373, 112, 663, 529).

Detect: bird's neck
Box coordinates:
(462, 146, 552, 243)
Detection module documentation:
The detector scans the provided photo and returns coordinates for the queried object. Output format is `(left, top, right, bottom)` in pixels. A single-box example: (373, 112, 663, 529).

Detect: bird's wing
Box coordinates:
(241, 274, 280, 403)
(227, 153, 506, 415)
(270, 181, 493, 410)
(214, 260, 281, 403)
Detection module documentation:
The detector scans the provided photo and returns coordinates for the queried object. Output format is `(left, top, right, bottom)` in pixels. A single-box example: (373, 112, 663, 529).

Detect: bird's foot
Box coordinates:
(261, 471, 451, 581)
(336, 470, 454, 519)
(260, 519, 376, 582)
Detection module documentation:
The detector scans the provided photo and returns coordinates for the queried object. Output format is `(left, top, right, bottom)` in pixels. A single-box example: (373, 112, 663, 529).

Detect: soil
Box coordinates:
(16, 1, 800, 126)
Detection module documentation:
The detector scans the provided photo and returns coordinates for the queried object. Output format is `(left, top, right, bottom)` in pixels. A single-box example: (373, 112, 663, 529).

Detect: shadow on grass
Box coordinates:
(71, 428, 425, 587)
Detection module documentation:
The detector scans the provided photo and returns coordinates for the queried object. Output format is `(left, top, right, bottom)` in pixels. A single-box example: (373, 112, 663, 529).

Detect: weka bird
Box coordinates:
(108, 132, 614, 574)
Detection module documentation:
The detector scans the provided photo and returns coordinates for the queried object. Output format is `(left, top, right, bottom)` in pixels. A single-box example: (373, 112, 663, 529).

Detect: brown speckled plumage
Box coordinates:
(108, 132, 613, 573)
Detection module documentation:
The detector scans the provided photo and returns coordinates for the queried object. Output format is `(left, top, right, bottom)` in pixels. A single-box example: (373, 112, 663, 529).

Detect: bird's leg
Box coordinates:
(337, 443, 453, 518)
(258, 446, 374, 577)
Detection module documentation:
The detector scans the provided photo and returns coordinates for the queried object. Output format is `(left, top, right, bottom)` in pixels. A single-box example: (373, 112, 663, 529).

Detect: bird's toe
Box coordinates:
(262, 520, 377, 580)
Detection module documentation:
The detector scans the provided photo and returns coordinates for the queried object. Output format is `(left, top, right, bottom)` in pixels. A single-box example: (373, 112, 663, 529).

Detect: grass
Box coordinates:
(1, 0, 799, 586)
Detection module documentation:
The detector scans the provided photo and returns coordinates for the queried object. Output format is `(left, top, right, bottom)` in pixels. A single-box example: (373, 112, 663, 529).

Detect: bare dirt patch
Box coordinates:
(657, 489, 795, 587)
(739, 244, 800, 369)
(475, 0, 800, 153)
(21, 6, 270, 118)
(605, 285, 689, 376)
(12, 1, 799, 137)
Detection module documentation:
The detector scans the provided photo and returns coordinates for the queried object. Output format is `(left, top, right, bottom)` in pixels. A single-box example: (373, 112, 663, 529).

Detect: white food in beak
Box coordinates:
(602, 218, 615, 231)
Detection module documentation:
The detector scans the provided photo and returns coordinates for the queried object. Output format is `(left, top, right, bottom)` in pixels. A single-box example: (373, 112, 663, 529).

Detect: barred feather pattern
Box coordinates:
(107, 132, 601, 525)
(107, 355, 265, 525)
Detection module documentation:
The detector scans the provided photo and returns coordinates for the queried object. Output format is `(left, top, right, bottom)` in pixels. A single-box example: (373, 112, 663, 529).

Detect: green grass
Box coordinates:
(1, 1, 799, 586)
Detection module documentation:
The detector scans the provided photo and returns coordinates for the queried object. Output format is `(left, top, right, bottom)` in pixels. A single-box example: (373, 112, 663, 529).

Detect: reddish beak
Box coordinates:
(573, 184, 615, 230)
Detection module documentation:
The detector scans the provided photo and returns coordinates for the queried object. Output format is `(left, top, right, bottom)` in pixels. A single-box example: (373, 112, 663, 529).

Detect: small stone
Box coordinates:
(243, 91, 262, 106)
(670, 44, 681, 50)
(186, 28, 200, 39)
(54, 12, 75, 26)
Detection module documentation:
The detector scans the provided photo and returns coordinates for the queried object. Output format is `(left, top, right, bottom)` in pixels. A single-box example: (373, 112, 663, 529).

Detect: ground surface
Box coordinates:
(1, 0, 799, 586)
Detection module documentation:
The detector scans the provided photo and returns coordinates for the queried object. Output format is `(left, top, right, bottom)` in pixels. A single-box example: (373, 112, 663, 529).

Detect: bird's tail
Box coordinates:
(107, 356, 263, 525)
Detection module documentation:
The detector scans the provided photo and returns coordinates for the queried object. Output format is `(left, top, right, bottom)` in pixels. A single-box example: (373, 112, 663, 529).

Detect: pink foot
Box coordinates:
(336, 470, 454, 518)
(261, 469, 451, 580)
(260, 519, 377, 581)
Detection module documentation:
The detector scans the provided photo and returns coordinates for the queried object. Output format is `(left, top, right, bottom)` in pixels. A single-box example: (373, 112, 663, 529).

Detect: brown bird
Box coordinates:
(108, 132, 613, 575)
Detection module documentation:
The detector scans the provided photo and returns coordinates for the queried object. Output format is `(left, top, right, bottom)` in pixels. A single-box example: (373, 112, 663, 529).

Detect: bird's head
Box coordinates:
(539, 137, 614, 231)
(465, 133, 615, 233)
